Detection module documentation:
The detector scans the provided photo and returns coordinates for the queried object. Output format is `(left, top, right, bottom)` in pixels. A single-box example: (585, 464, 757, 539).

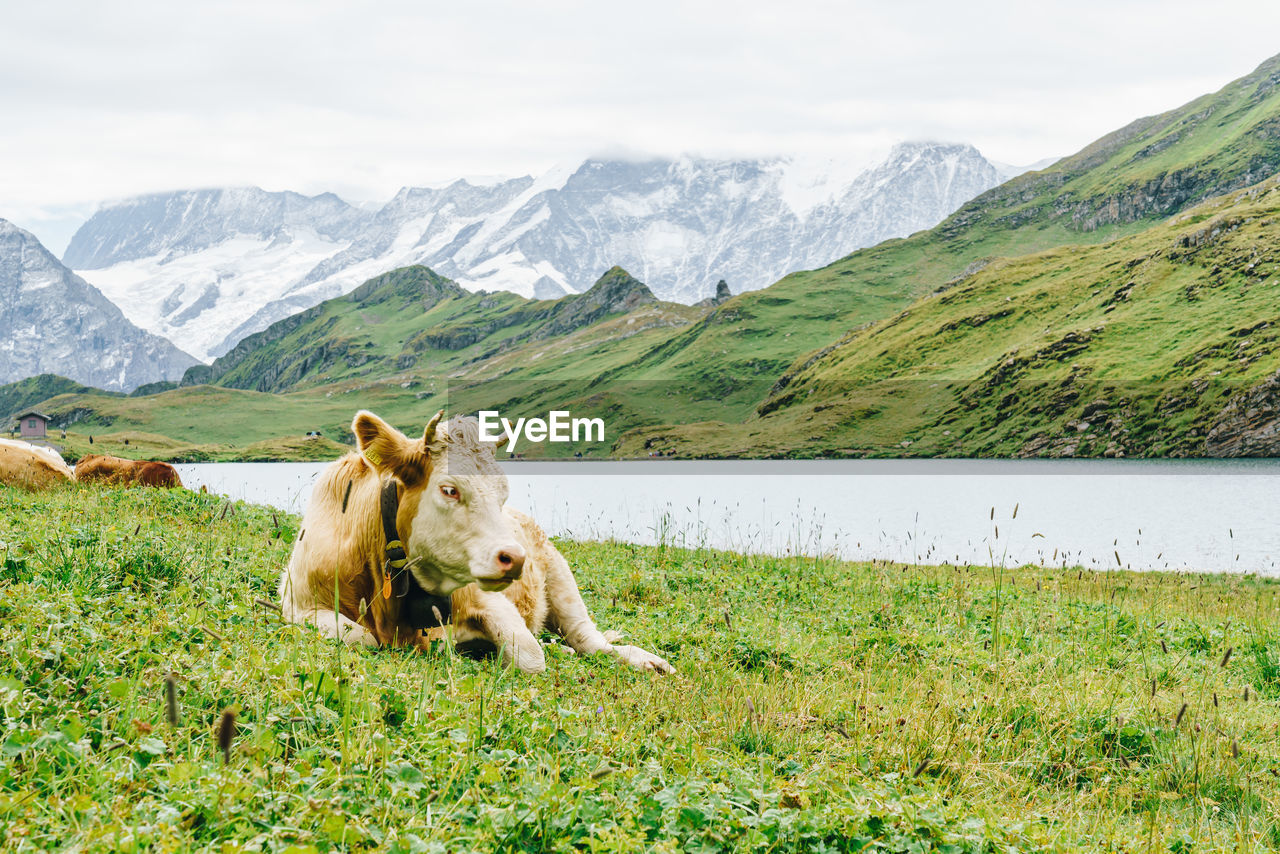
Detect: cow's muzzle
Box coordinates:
(474, 543, 526, 590)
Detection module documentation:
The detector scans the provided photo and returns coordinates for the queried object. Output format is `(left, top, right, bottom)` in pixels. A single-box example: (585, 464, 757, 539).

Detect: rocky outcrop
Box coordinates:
(1205, 370, 1280, 456)
(696, 280, 732, 308)
(528, 266, 657, 341)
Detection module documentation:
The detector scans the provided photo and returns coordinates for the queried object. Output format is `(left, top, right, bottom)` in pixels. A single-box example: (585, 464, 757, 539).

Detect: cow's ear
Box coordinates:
(352, 411, 425, 483)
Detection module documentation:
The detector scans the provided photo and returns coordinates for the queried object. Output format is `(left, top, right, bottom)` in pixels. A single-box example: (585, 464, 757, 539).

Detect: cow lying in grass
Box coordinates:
(278, 410, 674, 674)
(0, 438, 74, 490)
(75, 454, 183, 488)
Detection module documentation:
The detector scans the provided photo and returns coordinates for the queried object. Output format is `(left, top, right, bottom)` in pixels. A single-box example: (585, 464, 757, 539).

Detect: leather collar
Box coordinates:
(380, 478, 452, 629)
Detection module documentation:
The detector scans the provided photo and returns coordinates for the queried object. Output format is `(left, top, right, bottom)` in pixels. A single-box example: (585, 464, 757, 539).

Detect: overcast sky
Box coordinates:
(5, 1, 1280, 254)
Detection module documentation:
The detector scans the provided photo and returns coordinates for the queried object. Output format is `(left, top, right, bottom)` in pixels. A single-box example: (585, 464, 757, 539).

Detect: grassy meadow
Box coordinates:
(2, 485, 1280, 851)
(50, 429, 352, 465)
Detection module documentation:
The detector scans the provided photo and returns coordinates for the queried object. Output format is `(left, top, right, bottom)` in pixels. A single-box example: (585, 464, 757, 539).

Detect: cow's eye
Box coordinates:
(440, 485, 459, 500)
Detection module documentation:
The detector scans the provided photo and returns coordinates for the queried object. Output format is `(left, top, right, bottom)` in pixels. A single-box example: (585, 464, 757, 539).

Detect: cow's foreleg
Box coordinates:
(288, 607, 378, 647)
(278, 561, 378, 648)
(542, 547, 675, 675)
(453, 593, 546, 673)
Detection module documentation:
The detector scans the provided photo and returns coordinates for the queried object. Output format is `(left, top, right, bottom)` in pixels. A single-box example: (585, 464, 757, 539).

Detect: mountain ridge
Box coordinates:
(181, 264, 682, 397)
(67, 143, 1007, 361)
(64, 187, 367, 269)
(0, 220, 199, 392)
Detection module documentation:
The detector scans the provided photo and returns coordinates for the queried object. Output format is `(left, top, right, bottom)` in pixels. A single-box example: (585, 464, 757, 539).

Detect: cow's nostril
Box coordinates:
(495, 546, 526, 576)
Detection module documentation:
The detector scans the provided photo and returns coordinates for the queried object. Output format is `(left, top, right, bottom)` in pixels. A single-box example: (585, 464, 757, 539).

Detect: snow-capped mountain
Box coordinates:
(63, 187, 368, 269)
(67, 143, 1009, 361)
(0, 220, 199, 392)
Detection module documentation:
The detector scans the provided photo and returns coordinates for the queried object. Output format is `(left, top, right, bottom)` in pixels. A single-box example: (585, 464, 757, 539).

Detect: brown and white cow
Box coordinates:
(0, 438, 74, 490)
(75, 454, 183, 488)
(277, 410, 674, 674)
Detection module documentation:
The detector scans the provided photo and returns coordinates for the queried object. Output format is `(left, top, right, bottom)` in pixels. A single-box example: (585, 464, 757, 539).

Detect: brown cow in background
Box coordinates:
(75, 454, 183, 488)
(0, 438, 75, 490)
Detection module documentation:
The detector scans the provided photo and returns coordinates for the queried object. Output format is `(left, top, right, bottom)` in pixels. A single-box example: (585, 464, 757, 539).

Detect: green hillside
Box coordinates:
(0, 374, 116, 423)
(619, 175, 1280, 458)
(600, 53, 1280, 424)
(187, 264, 698, 397)
(33, 266, 710, 455)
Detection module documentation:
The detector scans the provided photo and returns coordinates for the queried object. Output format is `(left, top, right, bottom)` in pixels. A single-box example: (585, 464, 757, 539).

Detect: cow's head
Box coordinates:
(352, 410, 525, 595)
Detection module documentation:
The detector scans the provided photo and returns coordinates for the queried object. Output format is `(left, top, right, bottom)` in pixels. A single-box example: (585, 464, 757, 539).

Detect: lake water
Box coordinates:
(172, 459, 1280, 574)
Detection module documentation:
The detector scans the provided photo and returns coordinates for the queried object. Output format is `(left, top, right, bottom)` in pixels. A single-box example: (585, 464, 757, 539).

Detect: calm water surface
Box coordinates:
(172, 459, 1280, 574)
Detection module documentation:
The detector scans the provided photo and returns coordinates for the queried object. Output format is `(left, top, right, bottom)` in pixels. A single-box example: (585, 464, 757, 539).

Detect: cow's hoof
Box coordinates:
(611, 644, 675, 675)
(503, 645, 547, 673)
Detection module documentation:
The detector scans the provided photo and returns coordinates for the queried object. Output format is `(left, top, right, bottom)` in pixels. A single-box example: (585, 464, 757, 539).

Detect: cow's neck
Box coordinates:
(407, 560, 466, 596)
(398, 562, 455, 629)
(379, 477, 453, 628)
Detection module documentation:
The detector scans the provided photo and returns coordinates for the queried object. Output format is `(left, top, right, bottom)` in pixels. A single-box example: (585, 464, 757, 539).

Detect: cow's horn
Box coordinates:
(424, 410, 444, 444)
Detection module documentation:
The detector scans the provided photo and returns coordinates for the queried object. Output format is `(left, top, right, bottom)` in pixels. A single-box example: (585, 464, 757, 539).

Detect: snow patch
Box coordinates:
(79, 227, 348, 362)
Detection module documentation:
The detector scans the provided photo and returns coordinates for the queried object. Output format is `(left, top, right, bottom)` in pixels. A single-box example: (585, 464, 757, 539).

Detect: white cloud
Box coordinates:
(3, 0, 1280, 252)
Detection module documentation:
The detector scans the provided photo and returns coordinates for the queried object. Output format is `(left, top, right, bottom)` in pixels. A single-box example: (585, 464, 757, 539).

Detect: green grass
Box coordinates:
(2, 485, 1280, 850)
(52, 429, 352, 464)
(22, 384, 367, 462)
